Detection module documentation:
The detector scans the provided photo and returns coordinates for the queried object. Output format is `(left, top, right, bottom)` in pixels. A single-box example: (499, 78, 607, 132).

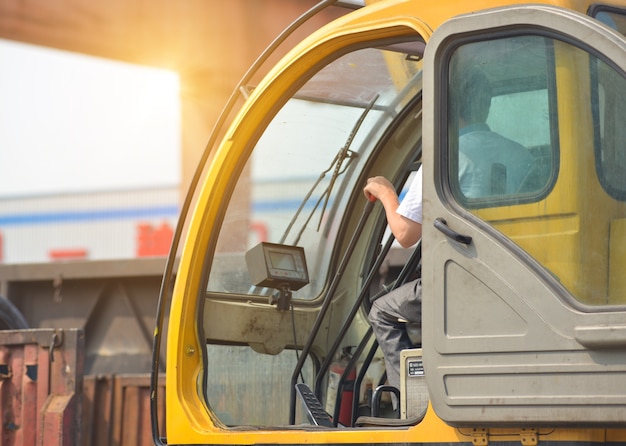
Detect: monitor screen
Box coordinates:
(269, 251, 296, 271)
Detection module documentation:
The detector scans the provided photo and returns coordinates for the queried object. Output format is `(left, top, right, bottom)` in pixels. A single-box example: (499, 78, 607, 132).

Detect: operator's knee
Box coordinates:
(368, 302, 381, 327)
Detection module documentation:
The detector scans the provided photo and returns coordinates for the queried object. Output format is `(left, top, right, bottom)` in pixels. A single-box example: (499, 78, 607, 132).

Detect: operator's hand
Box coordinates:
(364, 175, 421, 248)
(363, 176, 395, 203)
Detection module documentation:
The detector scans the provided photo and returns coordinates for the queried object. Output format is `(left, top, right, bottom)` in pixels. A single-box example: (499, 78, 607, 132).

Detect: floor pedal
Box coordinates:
(295, 383, 334, 427)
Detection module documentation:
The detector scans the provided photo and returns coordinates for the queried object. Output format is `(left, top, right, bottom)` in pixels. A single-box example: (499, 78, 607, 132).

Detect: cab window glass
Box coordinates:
(203, 39, 424, 427)
(207, 45, 422, 301)
(446, 33, 626, 307)
(205, 345, 315, 426)
(448, 35, 556, 205)
(593, 54, 626, 198)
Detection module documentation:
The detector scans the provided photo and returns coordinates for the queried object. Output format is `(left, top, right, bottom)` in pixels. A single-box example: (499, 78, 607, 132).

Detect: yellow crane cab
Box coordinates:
(151, 1, 626, 445)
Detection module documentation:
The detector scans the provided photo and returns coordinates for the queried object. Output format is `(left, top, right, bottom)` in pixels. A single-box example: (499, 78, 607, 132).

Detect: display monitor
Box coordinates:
(245, 242, 309, 291)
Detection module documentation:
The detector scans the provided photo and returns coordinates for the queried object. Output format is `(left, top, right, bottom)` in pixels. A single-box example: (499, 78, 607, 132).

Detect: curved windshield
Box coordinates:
(207, 43, 423, 302)
(202, 38, 424, 427)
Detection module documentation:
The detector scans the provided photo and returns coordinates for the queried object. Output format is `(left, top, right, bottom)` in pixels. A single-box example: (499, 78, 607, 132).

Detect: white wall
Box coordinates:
(0, 39, 181, 263)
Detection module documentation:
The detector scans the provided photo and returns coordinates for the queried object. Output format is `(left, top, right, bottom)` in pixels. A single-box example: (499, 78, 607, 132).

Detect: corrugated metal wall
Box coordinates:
(0, 1, 343, 266)
(0, 189, 179, 264)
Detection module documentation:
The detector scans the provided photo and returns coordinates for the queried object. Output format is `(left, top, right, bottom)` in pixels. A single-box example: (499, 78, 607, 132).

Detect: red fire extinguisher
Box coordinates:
(326, 348, 356, 426)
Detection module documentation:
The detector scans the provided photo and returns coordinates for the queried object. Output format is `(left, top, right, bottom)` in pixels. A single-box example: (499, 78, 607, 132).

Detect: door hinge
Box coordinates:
(521, 428, 538, 445)
(468, 427, 538, 446)
(471, 428, 488, 445)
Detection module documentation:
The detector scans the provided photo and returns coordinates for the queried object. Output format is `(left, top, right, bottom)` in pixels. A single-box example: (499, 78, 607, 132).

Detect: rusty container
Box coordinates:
(82, 373, 165, 446)
(0, 329, 84, 446)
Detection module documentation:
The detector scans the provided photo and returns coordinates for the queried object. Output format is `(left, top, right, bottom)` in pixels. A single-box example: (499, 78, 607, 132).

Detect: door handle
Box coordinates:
(434, 218, 472, 245)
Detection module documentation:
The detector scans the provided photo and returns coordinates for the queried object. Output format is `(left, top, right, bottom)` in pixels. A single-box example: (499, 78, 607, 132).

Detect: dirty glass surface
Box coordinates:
(448, 35, 556, 205)
(207, 45, 422, 302)
(447, 33, 626, 306)
(203, 37, 424, 427)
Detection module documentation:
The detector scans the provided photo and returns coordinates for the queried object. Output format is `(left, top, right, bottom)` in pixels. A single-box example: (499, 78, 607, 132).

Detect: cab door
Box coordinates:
(422, 5, 626, 425)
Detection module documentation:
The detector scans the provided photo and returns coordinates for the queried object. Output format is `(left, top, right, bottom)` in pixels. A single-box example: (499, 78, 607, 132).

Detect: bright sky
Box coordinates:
(0, 38, 181, 198)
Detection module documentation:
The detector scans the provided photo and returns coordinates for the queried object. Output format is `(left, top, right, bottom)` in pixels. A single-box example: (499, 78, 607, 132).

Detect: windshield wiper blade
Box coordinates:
(279, 94, 379, 245)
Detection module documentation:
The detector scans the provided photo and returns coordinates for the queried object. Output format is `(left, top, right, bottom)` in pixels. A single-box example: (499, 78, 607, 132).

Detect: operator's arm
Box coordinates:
(364, 176, 422, 248)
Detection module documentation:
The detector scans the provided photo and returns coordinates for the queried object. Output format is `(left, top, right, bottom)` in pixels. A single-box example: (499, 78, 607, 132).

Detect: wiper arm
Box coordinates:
(279, 94, 379, 245)
(317, 94, 379, 231)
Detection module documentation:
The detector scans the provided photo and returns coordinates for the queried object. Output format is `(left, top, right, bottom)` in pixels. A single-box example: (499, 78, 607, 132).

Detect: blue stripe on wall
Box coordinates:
(0, 190, 405, 227)
(0, 205, 180, 227)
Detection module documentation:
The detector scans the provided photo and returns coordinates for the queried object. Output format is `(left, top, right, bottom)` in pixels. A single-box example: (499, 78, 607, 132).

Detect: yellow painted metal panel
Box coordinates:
(609, 218, 626, 304)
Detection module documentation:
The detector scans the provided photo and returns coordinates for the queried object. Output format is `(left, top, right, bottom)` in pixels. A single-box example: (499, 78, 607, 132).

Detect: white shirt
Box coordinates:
(396, 168, 423, 224)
